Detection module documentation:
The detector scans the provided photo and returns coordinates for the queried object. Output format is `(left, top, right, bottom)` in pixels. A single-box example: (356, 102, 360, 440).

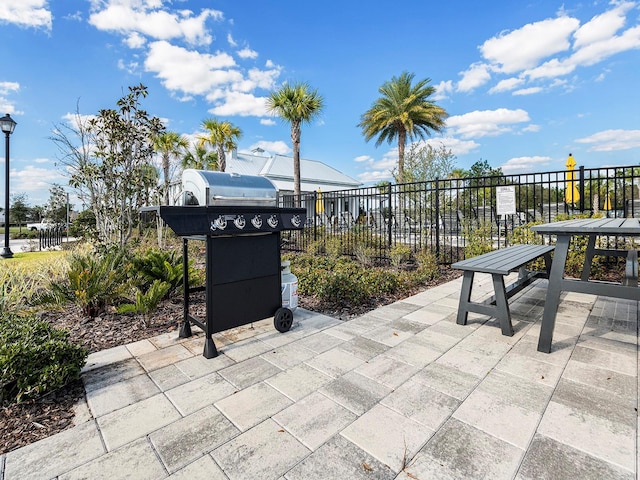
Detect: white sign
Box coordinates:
(496, 185, 516, 216)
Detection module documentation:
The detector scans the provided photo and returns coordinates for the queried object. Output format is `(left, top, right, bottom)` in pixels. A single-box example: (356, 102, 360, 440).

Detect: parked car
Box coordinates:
(26, 220, 56, 231)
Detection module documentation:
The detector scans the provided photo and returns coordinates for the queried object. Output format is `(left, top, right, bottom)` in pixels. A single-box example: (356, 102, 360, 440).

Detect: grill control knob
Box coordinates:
(234, 215, 246, 229)
(212, 215, 227, 230)
(251, 215, 263, 229)
(267, 215, 279, 228)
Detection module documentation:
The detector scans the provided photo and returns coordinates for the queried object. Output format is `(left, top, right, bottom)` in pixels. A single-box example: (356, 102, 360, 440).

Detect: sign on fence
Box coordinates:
(496, 185, 516, 216)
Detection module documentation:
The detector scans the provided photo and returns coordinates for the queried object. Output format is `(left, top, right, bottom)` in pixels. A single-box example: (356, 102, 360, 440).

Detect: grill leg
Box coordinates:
(179, 237, 192, 338)
(203, 337, 219, 358)
(204, 236, 219, 358)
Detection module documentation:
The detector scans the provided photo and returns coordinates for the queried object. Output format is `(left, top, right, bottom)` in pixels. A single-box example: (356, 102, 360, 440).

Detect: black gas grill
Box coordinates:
(149, 170, 306, 358)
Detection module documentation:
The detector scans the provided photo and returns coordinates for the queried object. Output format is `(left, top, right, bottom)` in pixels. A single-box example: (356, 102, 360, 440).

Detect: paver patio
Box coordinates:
(1, 273, 637, 479)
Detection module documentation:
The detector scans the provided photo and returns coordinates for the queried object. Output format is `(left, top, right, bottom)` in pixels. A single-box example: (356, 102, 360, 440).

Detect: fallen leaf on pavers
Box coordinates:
(541, 375, 545, 379)
(393, 333, 399, 337)
(277, 429, 285, 433)
(362, 462, 372, 472)
(406, 472, 419, 479)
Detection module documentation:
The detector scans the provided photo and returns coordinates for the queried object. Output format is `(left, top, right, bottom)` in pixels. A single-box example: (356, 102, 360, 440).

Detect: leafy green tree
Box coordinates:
(396, 143, 456, 183)
(266, 82, 324, 206)
(10, 193, 30, 232)
(53, 84, 164, 245)
(198, 119, 242, 173)
(153, 131, 188, 204)
(182, 144, 218, 171)
(46, 184, 69, 224)
(359, 72, 448, 184)
(465, 159, 504, 182)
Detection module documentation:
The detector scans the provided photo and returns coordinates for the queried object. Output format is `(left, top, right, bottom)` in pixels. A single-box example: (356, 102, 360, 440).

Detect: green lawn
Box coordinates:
(0, 250, 68, 266)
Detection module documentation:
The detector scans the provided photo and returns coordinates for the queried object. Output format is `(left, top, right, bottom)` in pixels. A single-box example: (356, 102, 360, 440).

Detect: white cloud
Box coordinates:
(480, 16, 579, 74)
(237, 47, 258, 59)
(357, 170, 394, 184)
(89, 2, 223, 46)
(489, 77, 524, 93)
(209, 91, 268, 117)
(513, 86, 543, 96)
(457, 63, 492, 92)
(247, 140, 290, 155)
(423, 136, 480, 156)
(0, 0, 52, 30)
(11, 165, 67, 204)
(144, 41, 238, 95)
(433, 80, 454, 100)
(227, 33, 237, 47)
(446, 108, 530, 138)
(573, 1, 633, 49)
(0, 82, 20, 115)
(260, 118, 276, 126)
(501, 156, 552, 173)
(354, 149, 399, 184)
(575, 129, 640, 151)
(449, 2, 640, 96)
(124, 32, 146, 48)
(0, 82, 20, 94)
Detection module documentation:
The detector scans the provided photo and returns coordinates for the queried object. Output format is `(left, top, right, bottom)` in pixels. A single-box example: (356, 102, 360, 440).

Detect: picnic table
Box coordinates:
(532, 218, 640, 353)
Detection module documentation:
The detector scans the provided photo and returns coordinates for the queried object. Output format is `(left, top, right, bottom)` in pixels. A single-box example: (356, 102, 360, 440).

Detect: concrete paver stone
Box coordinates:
(3, 283, 638, 480)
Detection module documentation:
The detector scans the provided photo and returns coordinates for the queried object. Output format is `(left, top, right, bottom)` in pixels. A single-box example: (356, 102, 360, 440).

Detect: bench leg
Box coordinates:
(624, 249, 638, 287)
(581, 235, 597, 281)
(492, 274, 514, 336)
(457, 271, 474, 325)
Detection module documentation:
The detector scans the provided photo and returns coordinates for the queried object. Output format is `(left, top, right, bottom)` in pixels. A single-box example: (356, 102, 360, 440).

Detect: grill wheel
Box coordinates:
(274, 307, 293, 333)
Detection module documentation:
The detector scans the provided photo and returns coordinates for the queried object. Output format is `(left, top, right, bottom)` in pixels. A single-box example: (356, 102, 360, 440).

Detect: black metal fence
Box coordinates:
(280, 164, 640, 264)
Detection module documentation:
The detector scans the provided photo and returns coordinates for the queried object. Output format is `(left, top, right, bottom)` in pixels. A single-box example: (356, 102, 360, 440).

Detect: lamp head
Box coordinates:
(0, 114, 16, 135)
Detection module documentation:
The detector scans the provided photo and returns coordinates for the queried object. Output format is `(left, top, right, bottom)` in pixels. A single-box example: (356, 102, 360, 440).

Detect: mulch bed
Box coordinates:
(0, 266, 461, 456)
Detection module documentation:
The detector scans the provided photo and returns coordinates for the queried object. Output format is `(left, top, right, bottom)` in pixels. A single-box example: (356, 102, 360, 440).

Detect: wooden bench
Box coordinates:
(451, 244, 555, 336)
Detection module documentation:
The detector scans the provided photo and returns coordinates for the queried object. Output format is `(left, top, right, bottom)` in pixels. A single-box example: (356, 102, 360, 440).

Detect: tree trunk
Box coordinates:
(292, 122, 301, 207)
(397, 129, 406, 185)
(217, 145, 226, 172)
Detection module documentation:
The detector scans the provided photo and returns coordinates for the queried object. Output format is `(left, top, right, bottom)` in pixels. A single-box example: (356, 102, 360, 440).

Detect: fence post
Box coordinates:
(434, 178, 440, 260)
(579, 166, 585, 213)
(387, 183, 393, 247)
(313, 191, 317, 242)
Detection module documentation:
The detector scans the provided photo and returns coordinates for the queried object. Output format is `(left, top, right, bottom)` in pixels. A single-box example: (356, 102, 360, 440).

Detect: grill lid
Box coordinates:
(181, 169, 277, 207)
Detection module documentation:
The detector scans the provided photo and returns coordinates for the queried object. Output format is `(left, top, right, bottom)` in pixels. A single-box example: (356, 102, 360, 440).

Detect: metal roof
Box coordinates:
(225, 150, 361, 193)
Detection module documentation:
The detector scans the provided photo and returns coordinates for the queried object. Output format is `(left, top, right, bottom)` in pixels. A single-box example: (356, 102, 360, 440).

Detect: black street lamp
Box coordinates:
(1, 113, 17, 259)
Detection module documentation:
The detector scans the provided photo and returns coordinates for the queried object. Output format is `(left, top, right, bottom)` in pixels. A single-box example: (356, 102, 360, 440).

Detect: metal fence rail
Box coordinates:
(280, 164, 640, 265)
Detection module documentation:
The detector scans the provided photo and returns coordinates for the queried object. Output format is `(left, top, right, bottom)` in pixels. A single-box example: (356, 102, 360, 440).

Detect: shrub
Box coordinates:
(464, 221, 494, 258)
(0, 312, 87, 404)
(117, 280, 172, 327)
(128, 248, 192, 297)
(415, 249, 440, 282)
(52, 247, 129, 317)
(389, 244, 412, 269)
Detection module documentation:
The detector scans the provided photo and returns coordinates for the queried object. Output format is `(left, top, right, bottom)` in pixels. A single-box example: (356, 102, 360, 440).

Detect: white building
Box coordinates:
(225, 149, 361, 195)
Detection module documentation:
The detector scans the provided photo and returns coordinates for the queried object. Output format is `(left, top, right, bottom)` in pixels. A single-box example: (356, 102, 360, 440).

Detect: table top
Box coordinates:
(532, 217, 640, 236)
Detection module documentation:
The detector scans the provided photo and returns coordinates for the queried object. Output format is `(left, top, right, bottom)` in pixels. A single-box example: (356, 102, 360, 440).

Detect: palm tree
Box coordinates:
(266, 82, 324, 207)
(153, 132, 188, 204)
(198, 119, 242, 172)
(359, 71, 448, 184)
(181, 144, 218, 171)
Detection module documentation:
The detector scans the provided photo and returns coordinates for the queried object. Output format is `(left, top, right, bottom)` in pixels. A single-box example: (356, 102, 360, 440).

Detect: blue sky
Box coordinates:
(1, 0, 640, 207)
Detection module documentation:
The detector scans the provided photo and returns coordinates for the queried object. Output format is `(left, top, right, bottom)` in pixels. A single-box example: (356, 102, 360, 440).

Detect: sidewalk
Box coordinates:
(1, 274, 637, 479)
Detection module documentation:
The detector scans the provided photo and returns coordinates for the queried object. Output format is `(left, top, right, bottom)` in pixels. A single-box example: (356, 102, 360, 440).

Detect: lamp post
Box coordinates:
(1, 113, 17, 259)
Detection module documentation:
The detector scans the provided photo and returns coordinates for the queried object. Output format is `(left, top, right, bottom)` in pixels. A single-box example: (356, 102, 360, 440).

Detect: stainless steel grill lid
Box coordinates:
(181, 169, 277, 207)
